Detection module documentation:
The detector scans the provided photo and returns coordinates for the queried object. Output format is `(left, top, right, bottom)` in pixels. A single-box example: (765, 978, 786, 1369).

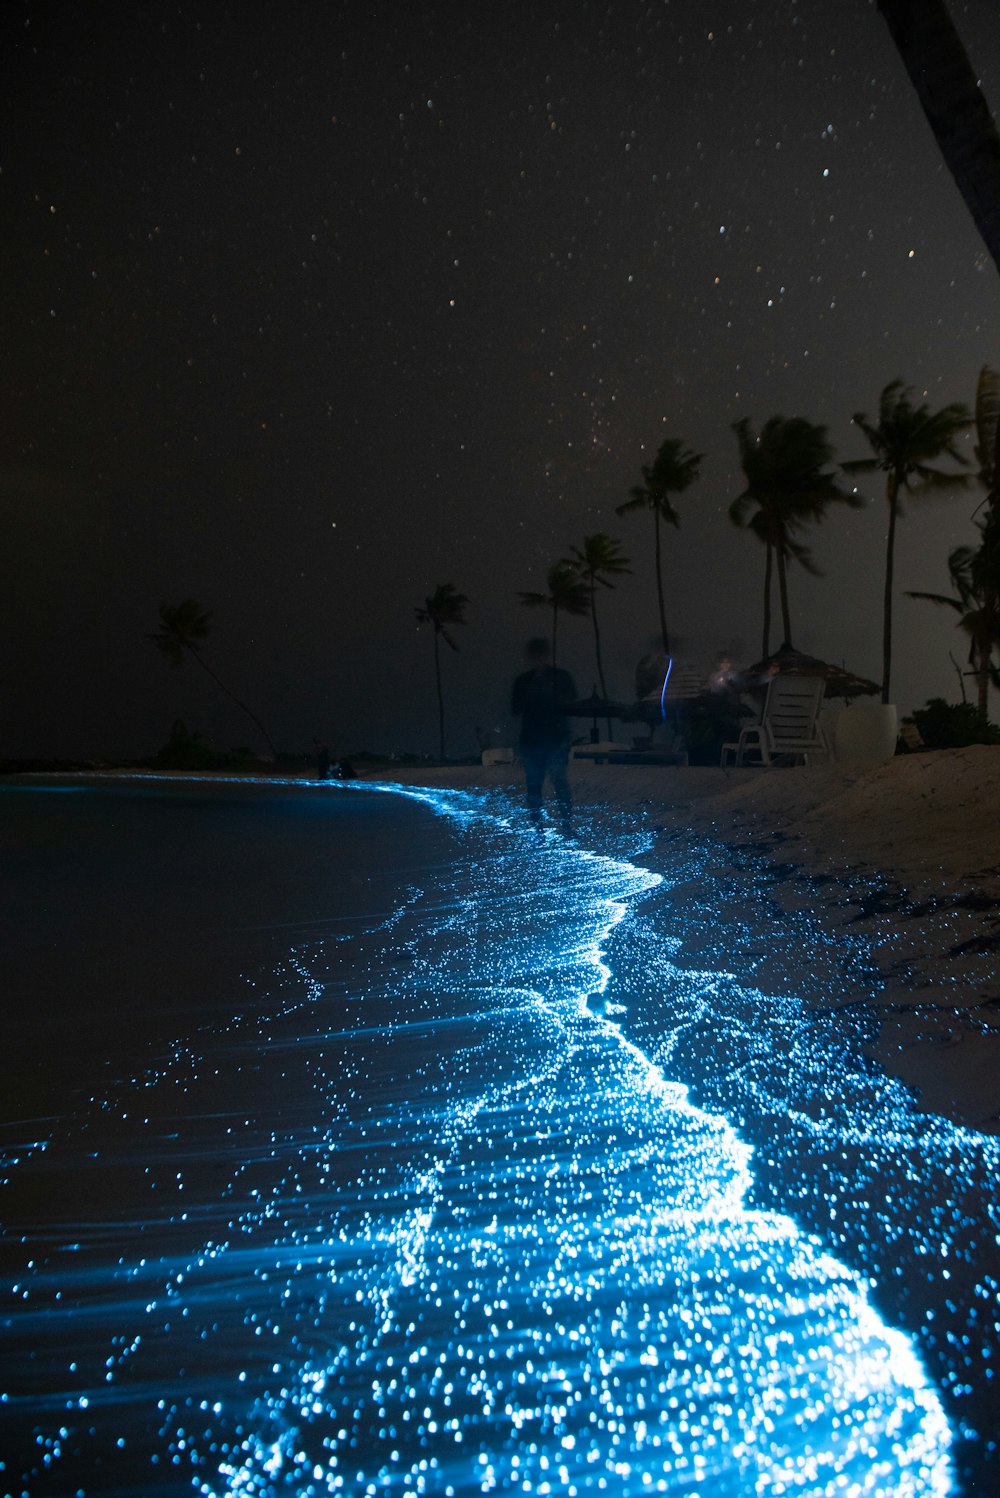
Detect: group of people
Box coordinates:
(319, 642, 773, 833)
(509, 642, 782, 833)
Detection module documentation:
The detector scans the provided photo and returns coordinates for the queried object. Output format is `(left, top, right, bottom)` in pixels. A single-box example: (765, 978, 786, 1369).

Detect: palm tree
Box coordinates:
(844, 380, 971, 703)
(907, 526, 1000, 714)
(566, 533, 631, 725)
(729, 416, 858, 657)
(974, 364, 1000, 518)
(519, 561, 590, 668)
(414, 583, 468, 762)
(150, 599, 278, 757)
(616, 437, 702, 653)
(877, 0, 1000, 278)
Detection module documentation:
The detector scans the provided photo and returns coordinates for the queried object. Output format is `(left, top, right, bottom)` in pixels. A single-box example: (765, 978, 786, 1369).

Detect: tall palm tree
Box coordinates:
(974, 364, 1000, 520)
(844, 380, 971, 703)
(908, 526, 1000, 714)
(877, 0, 1000, 278)
(150, 599, 278, 758)
(729, 416, 858, 657)
(566, 533, 631, 724)
(616, 437, 702, 653)
(415, 583, 468, 762)
(519, 561, 590, 669)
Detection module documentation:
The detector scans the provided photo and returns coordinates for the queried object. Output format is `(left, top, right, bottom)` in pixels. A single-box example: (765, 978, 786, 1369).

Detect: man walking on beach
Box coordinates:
(511, 637, 577, 833)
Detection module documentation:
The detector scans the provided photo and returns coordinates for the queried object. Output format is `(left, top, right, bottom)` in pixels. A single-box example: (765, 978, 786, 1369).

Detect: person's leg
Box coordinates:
(520, 746, 546, 825)
(547, 746, 572, 833)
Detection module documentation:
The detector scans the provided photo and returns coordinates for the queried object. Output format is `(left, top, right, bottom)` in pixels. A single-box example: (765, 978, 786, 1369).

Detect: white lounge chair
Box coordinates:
(721, 674, 829, 767)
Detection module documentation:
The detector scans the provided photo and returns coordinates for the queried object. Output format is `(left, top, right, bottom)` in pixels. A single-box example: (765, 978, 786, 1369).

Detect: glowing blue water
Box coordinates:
(2, 778, 992, 1494)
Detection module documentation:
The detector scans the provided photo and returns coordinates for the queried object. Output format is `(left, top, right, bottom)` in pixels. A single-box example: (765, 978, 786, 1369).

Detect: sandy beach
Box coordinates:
(382, 745, 1000, 1136)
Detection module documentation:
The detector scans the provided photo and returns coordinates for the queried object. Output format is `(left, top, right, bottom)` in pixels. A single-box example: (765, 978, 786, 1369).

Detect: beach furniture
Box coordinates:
(481, 747, 515, 767)
(570, 740, 619, 760)
(571, 742, 689, 766)
(721, 674, 829, 767)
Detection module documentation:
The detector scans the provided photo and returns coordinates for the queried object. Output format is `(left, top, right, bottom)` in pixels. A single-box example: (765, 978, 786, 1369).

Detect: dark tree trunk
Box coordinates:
(882, 473, 901, 704)
(188, 646, 278, 758)
(762, 541, 773, 659)
(878, 0, 1000, 278)
(589, 582, 612, 738)
(776, 543, 793, 649)
(433, 630, 445, 760)
(654, 506, 670, 654)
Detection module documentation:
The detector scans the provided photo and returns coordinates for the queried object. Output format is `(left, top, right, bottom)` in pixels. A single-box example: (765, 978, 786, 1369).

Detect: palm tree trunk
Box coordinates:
(974, 628, 990, 714)
(654, 507, 669, 653)
(433, 630, 445, 761)
(589, 581, 612, 737)
(551, 602, 559, 670)
(762, 541, 773, 659)
(776, 542, 793, 648)
(188, 646, 278, 758)
(882, 473, 900, 704)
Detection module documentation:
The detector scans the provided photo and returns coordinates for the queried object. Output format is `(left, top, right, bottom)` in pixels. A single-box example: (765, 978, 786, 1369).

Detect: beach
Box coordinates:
(2, 761, 999, 1494)
(382, 744, 1000, 1136)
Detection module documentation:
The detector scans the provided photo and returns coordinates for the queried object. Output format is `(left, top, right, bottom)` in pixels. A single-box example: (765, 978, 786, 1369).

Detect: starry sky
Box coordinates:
(4, 0, 999, 761)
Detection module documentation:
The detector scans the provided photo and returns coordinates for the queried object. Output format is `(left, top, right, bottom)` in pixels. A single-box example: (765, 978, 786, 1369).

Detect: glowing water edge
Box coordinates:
(3, 777, 993, 1496)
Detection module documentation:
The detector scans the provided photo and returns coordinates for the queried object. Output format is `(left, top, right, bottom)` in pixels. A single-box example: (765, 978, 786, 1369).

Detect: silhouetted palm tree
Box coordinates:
(729, 416, 858, 657)
(877, 0, 1000, 277)
(974, 365, 1000, 534)
(415, 583, 469, 761)
(567, 533, 631, 724)
(844, 380, 971, 703)
(519, 561, 590, 669)
(617, 437, 702, 653)
(908, 525, 1000, 714)
(150, 599, 278, 757)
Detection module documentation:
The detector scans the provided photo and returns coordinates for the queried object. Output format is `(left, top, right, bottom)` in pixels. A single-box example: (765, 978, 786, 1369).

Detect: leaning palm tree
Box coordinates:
(415, 583, 468, 762)
(519, 561, 590, 669)
(907, 526, 1000, 714)
(150, 599, 278, 757)
(616, 437, 702, 653)
(730, 416, 858, 657)
(877, 0, 1000, 278)
(566, 533, 631, 724)
(844, 380, 972, 703)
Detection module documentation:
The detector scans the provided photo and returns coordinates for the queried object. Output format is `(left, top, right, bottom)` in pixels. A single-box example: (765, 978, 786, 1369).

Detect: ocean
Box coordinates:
(1, 777, 996, 1495)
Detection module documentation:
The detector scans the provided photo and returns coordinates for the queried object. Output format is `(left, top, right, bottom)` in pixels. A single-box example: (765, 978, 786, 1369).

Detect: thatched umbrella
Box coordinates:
(743, 644, 880, 698)
(560, 688, 630, 741)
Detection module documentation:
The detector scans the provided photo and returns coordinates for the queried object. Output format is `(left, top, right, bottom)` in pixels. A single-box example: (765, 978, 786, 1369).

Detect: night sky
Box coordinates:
(5, 1, 999, 761)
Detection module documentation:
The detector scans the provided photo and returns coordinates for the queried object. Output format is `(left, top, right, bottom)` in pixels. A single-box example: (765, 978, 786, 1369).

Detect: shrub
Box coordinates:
(907, 697, 1000, 748)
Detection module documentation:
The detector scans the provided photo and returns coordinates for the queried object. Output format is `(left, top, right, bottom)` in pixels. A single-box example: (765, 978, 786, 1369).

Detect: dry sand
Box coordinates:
(380, 746, 1000, 1134)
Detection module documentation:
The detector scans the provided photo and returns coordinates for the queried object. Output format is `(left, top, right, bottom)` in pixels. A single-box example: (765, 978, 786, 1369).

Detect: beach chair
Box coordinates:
(721, 674, 829, 767)
(481, 747, 515, 767)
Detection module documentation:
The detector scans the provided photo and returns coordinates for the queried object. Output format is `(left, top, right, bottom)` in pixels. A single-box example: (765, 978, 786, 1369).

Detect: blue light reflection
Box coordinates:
(0, 778, 964, 1494)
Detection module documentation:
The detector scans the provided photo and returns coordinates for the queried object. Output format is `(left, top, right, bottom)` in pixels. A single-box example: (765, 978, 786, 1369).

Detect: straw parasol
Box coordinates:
(743, 644, 880, 698)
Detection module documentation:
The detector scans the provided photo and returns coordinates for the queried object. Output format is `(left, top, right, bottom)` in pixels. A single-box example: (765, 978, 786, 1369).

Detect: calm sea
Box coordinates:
(1, 776, 995, 1495)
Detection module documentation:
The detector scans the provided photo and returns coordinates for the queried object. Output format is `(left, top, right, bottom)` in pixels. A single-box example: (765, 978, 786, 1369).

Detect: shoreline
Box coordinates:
(380, 747, 1000, 1135)
(8, 751, 1000, 1132)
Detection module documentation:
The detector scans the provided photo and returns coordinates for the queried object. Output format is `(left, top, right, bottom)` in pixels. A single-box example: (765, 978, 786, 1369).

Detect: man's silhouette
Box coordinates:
(510, 637, 577, 832)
